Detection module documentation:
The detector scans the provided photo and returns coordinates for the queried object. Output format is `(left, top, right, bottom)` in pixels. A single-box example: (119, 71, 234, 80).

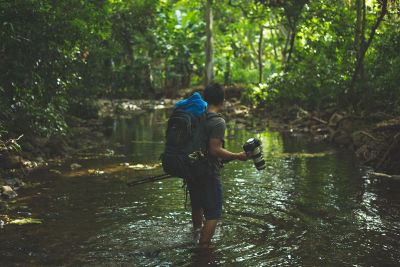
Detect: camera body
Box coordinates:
(243, 138, 266, 171)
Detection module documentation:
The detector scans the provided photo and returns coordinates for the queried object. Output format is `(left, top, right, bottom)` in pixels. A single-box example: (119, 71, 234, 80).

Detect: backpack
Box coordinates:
(161, 109, 220, 181)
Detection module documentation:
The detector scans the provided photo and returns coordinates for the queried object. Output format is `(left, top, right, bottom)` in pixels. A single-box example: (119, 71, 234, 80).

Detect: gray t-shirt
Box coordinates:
(206, 112, 226, 173)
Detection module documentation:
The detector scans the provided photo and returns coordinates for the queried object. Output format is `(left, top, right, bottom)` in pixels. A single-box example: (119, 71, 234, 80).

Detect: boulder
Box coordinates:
(5, 178, 25, 188)
(1, 185, 17, 199)
(35, 157, 46, 165)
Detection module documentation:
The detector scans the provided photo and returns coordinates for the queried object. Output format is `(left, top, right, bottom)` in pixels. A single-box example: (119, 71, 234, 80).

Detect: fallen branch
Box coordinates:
(370, 172, 400, 181)
(359, 131, 379, 142)
(311, 116, 328, 125)
(296, 106, 309, 118)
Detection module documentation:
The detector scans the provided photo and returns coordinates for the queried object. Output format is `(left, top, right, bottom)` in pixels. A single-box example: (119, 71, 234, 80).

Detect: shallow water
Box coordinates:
(1, 110, 400, 266)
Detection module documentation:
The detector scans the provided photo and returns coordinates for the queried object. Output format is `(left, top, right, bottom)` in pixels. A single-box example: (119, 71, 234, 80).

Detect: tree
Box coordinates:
(205, 0, 214, 85)
(348, 0, 389, 102)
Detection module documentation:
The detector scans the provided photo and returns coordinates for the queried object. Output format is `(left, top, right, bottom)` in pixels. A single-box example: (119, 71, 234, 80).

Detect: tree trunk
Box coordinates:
(205, 0, 214, 86)
(258, 25, 264, 84)
(354, 0, 364, 53)
(163, 59, 171, 97)
(269, 26, 279, 61)
(349, 0, 388, 94)
(286, 27, 296, 66)
(245, 31, 259, 68)
(144, 63, 154, 97)
(224, 56, 231, 85)
(353, 0, 367, 83)
(281, 27, 290, 64)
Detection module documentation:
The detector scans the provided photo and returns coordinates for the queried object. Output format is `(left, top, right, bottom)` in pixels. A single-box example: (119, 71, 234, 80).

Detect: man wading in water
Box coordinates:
(189, 83, 249, 246)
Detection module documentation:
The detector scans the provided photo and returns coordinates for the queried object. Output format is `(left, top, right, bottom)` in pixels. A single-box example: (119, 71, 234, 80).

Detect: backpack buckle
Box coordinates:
(188, 151, 205, 162)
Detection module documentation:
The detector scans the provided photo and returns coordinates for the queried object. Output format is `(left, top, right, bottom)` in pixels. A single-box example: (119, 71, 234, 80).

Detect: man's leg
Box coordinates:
(191, 208, 203, 244)
(192, 208, 203, 229)
(199, 177, 222, 246)
(199, 219, 218, 245)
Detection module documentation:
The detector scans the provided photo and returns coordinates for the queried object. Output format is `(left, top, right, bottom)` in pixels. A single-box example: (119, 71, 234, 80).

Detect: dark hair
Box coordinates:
(203, 82, 225, 106)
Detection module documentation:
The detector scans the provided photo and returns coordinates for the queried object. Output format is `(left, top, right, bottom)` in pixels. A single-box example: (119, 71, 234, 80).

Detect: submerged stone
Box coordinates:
(70, 163, 82, 170)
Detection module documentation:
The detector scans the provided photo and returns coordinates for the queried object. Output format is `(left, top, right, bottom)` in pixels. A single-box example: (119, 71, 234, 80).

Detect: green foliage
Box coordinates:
(0, 124, 21, 153)
(10, 87, 68, 137)
(0, 0, 101, 137)
(0, 0, 399, 144)
(243, 0, 399, 114)
(242, 82, 278, 107)
(364, 25, 400, 113)
(152, 0, 206, 93)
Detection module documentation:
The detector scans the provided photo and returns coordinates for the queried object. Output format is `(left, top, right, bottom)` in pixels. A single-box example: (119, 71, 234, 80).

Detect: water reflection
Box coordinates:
(0, 110, 399, 266)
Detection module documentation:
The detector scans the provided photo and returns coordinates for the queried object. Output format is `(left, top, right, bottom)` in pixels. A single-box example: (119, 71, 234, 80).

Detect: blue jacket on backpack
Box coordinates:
(175, 92, 207, 116)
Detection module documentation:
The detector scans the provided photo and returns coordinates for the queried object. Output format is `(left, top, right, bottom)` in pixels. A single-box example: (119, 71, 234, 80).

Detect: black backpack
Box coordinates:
(161, 109, 219, 180)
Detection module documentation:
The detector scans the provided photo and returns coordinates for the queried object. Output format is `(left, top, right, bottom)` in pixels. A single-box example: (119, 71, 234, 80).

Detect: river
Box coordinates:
(1, 110, 400, 266)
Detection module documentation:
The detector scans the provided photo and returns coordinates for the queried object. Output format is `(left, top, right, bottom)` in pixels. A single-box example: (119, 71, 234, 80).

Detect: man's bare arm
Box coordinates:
(208, 138, 248, 161)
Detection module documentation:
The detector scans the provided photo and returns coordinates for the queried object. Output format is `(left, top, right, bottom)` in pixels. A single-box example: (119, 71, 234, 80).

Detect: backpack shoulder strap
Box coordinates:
(206, 112, 222, 120)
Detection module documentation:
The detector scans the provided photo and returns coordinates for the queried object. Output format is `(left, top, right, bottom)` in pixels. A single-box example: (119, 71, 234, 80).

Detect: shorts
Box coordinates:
(187, 177, 222, 220)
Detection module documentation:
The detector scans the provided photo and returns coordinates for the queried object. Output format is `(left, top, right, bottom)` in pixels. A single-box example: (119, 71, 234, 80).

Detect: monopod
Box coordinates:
(126, 173, 172, 187)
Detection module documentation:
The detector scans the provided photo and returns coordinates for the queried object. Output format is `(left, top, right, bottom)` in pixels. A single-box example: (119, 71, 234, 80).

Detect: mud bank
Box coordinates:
(250, 105, 400, 176)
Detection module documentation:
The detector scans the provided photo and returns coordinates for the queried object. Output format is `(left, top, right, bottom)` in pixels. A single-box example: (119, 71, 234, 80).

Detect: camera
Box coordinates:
(243, 138, 266, 171)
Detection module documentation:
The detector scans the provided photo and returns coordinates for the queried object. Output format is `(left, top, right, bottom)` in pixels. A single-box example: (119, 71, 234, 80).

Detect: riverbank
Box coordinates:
(0, 98, 177, 214)
(180, 85, 400, 176)
(1, 86, 399, 216)
(248, 103, 400, 176)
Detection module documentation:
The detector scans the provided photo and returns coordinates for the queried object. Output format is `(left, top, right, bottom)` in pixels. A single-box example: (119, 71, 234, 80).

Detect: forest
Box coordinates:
(1, 0, 399, 139)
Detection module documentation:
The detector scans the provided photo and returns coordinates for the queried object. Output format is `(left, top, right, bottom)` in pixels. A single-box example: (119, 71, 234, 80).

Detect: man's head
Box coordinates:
(203, 82, 225, 107)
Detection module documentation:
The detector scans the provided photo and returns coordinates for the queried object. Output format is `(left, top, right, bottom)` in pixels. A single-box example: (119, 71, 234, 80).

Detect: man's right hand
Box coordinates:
(236, 151, 250, 161)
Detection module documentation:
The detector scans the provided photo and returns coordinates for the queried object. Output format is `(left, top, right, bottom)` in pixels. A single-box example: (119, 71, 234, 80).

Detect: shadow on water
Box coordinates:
(1, 110, 400, 266)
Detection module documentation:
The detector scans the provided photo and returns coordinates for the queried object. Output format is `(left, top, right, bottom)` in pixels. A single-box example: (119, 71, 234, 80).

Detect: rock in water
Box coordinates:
(1, 186, 17, 199)
(70, 163, 82, 170)
(5, 178, 25, 188)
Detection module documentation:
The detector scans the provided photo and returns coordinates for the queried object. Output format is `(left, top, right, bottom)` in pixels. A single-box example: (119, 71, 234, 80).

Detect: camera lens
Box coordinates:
(243, 138, 266, 171)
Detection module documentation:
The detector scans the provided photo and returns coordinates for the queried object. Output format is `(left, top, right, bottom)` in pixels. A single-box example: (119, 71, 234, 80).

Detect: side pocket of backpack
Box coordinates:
(161, 153, 189, 179)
